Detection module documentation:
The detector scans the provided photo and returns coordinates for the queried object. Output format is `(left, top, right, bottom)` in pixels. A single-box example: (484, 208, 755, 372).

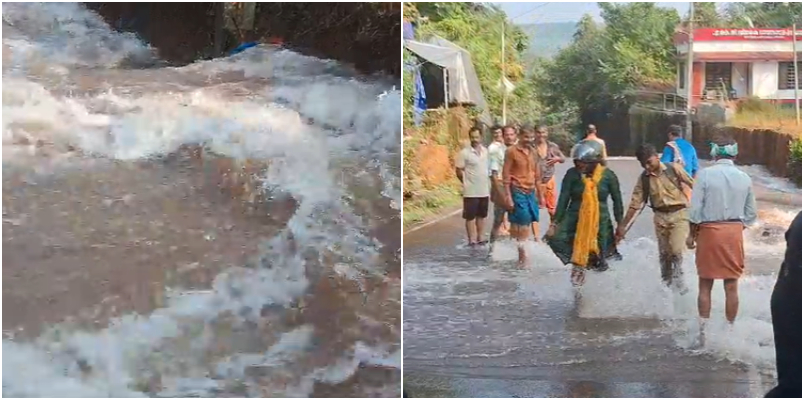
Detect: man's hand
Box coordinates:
(545, 223, 556, 238)
(615, 224, 626, 243)
(503, 193, 515, 212)
(686, 235, 696, 250)
(546, 158, 560, 166)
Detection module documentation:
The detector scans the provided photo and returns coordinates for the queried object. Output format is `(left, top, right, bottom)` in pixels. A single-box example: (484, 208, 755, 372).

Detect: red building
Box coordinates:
(674, 28, 802, 106)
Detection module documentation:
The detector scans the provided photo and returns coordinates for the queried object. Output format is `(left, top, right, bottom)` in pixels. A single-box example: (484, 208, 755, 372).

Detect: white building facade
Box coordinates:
(674, 28, 802, 106)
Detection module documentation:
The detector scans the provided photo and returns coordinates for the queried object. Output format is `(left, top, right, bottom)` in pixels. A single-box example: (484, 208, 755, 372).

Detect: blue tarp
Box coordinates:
(414, 67, 427, 126)
(403, 21, 414, 40)
(404, 21, 426, 126)
(230, 42, 258, 56)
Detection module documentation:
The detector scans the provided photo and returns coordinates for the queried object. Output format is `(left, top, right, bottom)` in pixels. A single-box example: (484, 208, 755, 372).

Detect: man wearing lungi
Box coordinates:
(687, 136, 757, 333)
(501, 125, 543, 267)
(617, 144, 694, 293)
(533, 125, 566, 223)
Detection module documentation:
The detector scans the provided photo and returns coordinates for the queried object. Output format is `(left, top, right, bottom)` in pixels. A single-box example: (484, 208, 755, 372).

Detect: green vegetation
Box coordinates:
(536, 3, 681, 127)
(731, 97, 801, 136)
(406, 2, 539, 122)
(403, 185, 462, 228)
(531, 2, 801, 147)
(403, 2, 803, 223)
(789, 138, 802, 187)
(697, 2, 802, 28)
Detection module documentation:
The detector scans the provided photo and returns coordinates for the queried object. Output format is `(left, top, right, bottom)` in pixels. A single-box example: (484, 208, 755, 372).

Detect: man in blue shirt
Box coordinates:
(661, 125, 699, 178)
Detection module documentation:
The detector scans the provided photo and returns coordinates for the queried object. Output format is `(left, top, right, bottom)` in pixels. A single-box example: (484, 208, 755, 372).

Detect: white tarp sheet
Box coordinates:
(404, 35, 487, 111)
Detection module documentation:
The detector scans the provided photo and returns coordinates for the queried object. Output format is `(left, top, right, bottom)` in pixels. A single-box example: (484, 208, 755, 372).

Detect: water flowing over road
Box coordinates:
(3, 3, 400, 397)
(403, 159, 798, 398)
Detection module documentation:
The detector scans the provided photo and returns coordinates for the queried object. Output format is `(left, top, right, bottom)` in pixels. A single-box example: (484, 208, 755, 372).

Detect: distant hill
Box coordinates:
(519, 21, 577, 59)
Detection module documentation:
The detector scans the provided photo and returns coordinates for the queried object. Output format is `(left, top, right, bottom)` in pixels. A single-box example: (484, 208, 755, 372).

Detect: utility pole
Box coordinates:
(501, 19, 507, 125)
(685, 2, 695, 142)
(793, 25, 801, 124)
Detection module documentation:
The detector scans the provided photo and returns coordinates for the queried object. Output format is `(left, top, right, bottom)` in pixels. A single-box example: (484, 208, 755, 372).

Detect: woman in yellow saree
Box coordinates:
(545, 140, 624, 286)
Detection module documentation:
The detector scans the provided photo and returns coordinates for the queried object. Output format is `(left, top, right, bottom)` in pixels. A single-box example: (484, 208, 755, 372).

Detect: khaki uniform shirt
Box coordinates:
(628, 162, 693, 212)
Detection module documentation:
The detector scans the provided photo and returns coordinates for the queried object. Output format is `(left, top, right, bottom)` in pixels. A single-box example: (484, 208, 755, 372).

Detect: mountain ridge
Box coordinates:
(519, 21, 577, 59)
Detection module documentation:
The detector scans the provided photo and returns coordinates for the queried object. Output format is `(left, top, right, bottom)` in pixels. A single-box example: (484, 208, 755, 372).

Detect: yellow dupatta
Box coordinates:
(571, 164, 605, 266)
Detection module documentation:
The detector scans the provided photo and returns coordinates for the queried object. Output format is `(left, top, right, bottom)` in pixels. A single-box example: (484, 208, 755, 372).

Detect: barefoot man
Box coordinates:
(502, 126, 543, 266)
(455, 126, 491, 247)
(489, 125, 518, 253)
(617, 144, 694, 293)
(687, 136, 757, 340)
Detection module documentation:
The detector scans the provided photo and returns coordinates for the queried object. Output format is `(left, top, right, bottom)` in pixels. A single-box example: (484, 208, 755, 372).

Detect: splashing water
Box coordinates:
(484, 210, 792, 375)
(3, 3, 399, 397)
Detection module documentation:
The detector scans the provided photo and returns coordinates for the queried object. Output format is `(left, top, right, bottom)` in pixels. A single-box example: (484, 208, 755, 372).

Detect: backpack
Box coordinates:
(666, 141, 686, 167)
(641, 162, 687, 209)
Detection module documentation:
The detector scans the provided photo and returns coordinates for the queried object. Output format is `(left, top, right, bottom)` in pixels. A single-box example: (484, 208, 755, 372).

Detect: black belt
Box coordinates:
(654, 205, 686, 213)
(700, 219, 743, 224)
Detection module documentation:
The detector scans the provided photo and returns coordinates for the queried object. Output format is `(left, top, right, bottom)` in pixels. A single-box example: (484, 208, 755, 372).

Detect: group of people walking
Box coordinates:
(453, 122, 799, 398)
(455, 123, 760, 327)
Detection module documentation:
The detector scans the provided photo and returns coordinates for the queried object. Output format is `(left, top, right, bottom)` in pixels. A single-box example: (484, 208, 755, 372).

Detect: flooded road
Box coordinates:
(3, 3, 400, 397)
(403, 159, 797, 398)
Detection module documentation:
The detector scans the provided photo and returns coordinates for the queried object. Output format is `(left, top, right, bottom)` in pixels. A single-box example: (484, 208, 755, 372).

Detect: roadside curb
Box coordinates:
(404, 208, 462, 235)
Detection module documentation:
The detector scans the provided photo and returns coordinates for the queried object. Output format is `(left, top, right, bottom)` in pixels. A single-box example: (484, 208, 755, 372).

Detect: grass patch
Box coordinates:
(731, 98, 802, 137)
(403, 184, 461, 229)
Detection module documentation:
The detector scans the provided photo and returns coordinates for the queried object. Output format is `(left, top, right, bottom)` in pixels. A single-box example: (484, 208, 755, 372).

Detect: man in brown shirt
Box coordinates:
(617, 144, 694, 292)
(502, 126, 543, 266)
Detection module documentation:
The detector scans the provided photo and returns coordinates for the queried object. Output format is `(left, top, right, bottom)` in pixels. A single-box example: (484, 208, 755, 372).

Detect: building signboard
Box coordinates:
(696, 28, 803, 41)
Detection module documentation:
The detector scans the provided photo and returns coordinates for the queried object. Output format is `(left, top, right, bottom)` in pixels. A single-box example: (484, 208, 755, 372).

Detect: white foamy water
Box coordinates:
(3, 2, 399, 397)
(484, 224, 786, 373)
(405, 200, 792, 376)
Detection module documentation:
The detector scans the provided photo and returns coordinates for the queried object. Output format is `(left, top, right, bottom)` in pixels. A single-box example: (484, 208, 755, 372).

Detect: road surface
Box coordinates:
(403, 158, 797, 398)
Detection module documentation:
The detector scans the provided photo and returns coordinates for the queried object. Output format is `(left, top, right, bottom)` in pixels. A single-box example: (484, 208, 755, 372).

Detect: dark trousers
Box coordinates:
(766, 262, 802, 398)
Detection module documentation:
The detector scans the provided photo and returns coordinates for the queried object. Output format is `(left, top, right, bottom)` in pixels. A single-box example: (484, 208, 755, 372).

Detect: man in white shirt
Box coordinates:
(687, 136, 757, 340)
(455, 126, 491, 247)
(488, 125, 518, 251)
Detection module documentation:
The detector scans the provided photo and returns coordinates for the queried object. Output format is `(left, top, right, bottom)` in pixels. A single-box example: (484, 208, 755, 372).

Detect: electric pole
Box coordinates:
(685, 2, 695, 142)
(501, 19, 507, 125)
(793, 25, 800, 124)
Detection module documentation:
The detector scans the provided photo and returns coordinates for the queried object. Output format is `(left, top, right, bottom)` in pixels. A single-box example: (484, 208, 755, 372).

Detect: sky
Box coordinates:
(494, 2, 692, 24)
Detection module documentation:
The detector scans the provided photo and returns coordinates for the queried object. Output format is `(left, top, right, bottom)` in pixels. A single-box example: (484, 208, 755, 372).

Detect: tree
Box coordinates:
(533, 3, 681, 138)
(690, 2, 725, 27)
(407, 2, 538, 122)
(724, 2, 802, 28)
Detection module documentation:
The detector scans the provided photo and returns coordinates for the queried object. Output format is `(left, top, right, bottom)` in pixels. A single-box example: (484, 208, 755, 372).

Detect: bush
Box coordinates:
(736, 96, 776, 114)
(789, 138, 802, 187)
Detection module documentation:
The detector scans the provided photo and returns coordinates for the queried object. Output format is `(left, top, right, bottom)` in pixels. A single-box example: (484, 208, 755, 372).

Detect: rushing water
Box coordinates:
(3, 3, 400, 397)
(403, 160, 797, 397)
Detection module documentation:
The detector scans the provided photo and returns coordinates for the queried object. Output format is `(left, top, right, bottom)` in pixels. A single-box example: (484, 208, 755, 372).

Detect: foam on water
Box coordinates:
(496, 234, 781, 372)
(3, 3, 399, 397)
(406, 206, 791, 374)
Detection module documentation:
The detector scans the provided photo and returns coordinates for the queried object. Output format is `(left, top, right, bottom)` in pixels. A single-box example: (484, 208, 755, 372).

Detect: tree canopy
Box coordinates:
(404, 2, 541, 124)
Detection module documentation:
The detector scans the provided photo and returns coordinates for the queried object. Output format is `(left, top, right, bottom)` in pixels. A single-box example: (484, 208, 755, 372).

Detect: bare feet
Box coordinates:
(571, 267, 586, 287)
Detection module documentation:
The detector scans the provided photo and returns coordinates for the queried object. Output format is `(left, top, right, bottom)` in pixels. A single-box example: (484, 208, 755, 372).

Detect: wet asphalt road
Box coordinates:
(403, 159, 795, 398)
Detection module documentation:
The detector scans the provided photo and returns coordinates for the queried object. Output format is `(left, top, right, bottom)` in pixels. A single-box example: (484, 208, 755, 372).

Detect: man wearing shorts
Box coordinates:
(455, 127, 490, 247)
(502, 126, 543, 266)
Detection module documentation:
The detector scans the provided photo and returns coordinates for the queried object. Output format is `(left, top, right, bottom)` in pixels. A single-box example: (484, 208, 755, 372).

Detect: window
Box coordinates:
(705, 62, 732, 91)
(778, 61, 803, 90)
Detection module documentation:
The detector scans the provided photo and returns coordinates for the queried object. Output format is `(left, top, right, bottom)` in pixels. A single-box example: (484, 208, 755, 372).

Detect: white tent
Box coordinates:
(404, 35, 487, 112)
